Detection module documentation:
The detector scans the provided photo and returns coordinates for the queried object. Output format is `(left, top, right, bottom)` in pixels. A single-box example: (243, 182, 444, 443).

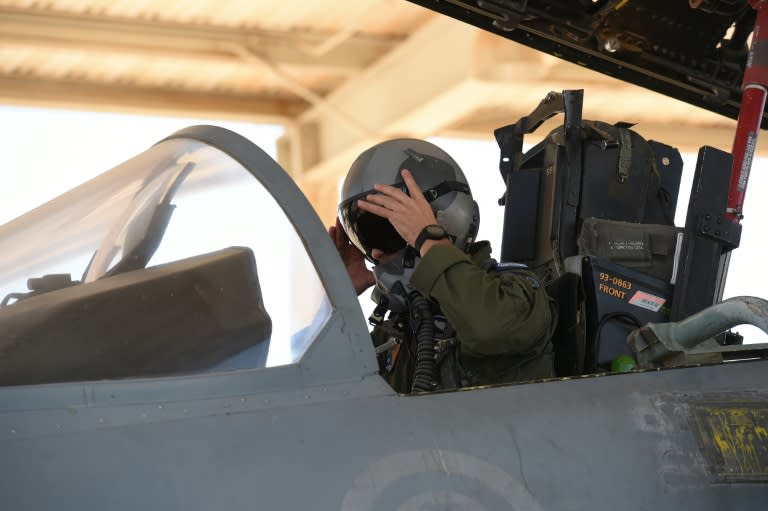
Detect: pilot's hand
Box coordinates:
(329, 218, 375, 295)
(357, 169, 452, 257)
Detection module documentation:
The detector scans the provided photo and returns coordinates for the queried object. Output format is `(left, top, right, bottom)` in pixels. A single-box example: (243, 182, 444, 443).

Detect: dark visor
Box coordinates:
(338, 191, 405, 263)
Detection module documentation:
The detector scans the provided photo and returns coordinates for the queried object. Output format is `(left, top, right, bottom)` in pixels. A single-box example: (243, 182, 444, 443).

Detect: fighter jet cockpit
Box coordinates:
(3, 3, 768, 508)
(0, 127, 332, 386)
(2, 109, 768, 392)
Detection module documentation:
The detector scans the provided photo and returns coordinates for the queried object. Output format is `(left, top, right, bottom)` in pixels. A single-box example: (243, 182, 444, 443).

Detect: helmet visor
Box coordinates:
(338, 190, 406, 263)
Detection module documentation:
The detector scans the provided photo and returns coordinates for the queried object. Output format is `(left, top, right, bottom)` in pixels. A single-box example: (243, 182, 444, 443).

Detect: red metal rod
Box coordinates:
(728, 0, 768, 221)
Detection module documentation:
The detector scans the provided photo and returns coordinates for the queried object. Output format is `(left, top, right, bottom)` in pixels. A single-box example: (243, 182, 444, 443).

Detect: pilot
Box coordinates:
(330, 138, 557, 394)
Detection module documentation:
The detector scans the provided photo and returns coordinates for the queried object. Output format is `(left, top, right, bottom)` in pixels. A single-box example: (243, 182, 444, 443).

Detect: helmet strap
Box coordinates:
(420, 181, 471, 203)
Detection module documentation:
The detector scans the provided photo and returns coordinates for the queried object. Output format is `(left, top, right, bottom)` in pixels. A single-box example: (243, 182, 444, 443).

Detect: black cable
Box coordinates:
(409, 294, 435, 393)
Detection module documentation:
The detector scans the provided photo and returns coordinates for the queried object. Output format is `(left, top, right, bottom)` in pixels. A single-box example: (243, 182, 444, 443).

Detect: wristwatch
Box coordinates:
(414, 224, 450, 253)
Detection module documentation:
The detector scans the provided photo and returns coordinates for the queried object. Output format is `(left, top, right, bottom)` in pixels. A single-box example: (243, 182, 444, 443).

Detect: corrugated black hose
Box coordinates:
(409, 294, 435, 393)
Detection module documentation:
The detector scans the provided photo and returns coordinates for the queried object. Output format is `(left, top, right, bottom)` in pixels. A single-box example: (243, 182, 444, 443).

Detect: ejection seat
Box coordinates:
(495, 90, 683, 376)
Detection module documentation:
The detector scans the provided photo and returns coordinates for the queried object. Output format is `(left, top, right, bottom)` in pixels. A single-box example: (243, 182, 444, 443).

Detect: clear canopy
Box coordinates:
(0, 136, 331, 383)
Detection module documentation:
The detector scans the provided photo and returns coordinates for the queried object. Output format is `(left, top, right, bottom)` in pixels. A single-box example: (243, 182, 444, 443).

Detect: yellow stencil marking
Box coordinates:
(693, 403, 768, 479)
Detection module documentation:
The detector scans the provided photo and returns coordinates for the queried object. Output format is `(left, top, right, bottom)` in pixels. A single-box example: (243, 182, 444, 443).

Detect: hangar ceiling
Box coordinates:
(0, 0, 755, 223)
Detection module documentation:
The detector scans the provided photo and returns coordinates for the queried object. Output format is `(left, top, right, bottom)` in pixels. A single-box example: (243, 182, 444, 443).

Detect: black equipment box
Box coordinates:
(581, 256, 673, 372)
(497, 91, 683, 277)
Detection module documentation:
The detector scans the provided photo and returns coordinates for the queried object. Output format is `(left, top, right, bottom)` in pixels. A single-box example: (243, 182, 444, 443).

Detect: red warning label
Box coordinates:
(629, 290, 666, 312)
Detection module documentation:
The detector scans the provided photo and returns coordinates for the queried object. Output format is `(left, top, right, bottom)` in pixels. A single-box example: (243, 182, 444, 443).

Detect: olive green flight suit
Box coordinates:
(372, 241, 557, 394)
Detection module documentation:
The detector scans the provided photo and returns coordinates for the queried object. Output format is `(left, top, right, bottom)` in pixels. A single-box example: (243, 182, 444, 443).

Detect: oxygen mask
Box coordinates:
(369, 246, 420, 318)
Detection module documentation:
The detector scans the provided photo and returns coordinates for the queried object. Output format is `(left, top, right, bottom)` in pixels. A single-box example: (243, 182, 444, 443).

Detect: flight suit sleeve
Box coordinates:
(409, 243, 555, 357)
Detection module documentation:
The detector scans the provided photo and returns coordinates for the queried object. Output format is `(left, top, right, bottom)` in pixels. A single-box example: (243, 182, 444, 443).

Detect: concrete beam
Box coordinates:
(0, 7, 402, 76)
(0, 75, 306, 122)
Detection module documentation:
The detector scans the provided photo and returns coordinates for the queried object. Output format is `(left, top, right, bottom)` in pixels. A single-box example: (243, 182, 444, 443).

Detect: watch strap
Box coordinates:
(414, 224, 448, 253)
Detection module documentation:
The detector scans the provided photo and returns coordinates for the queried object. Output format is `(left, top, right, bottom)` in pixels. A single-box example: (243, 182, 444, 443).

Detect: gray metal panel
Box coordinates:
(1, 360, 766, 510)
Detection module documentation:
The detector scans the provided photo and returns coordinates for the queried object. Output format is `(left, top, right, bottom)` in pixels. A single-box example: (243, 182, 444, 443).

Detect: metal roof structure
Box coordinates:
(0, 0, 757, 221)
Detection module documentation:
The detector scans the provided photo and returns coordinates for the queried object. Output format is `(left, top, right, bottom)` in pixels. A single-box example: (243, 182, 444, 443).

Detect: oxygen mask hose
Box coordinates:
(409, 293, 435, 393)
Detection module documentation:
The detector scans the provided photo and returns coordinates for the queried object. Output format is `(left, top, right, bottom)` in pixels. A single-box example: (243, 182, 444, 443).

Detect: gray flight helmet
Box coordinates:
(337, 138, 479, 312)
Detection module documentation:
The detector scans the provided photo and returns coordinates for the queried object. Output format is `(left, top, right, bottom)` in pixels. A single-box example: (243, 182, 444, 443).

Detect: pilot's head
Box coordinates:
(337, 138, 479, 311)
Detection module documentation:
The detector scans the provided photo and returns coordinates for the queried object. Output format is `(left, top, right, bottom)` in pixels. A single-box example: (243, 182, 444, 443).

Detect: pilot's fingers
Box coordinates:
(357, 198, 393, 220)
(362, 192, 404, 213)
(331, 221, 338, 241)
(372, 182, 411, 204)
(336, 218, 349, 246)
(400, 169, 428, 205)
(333, 218, 347, 247)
